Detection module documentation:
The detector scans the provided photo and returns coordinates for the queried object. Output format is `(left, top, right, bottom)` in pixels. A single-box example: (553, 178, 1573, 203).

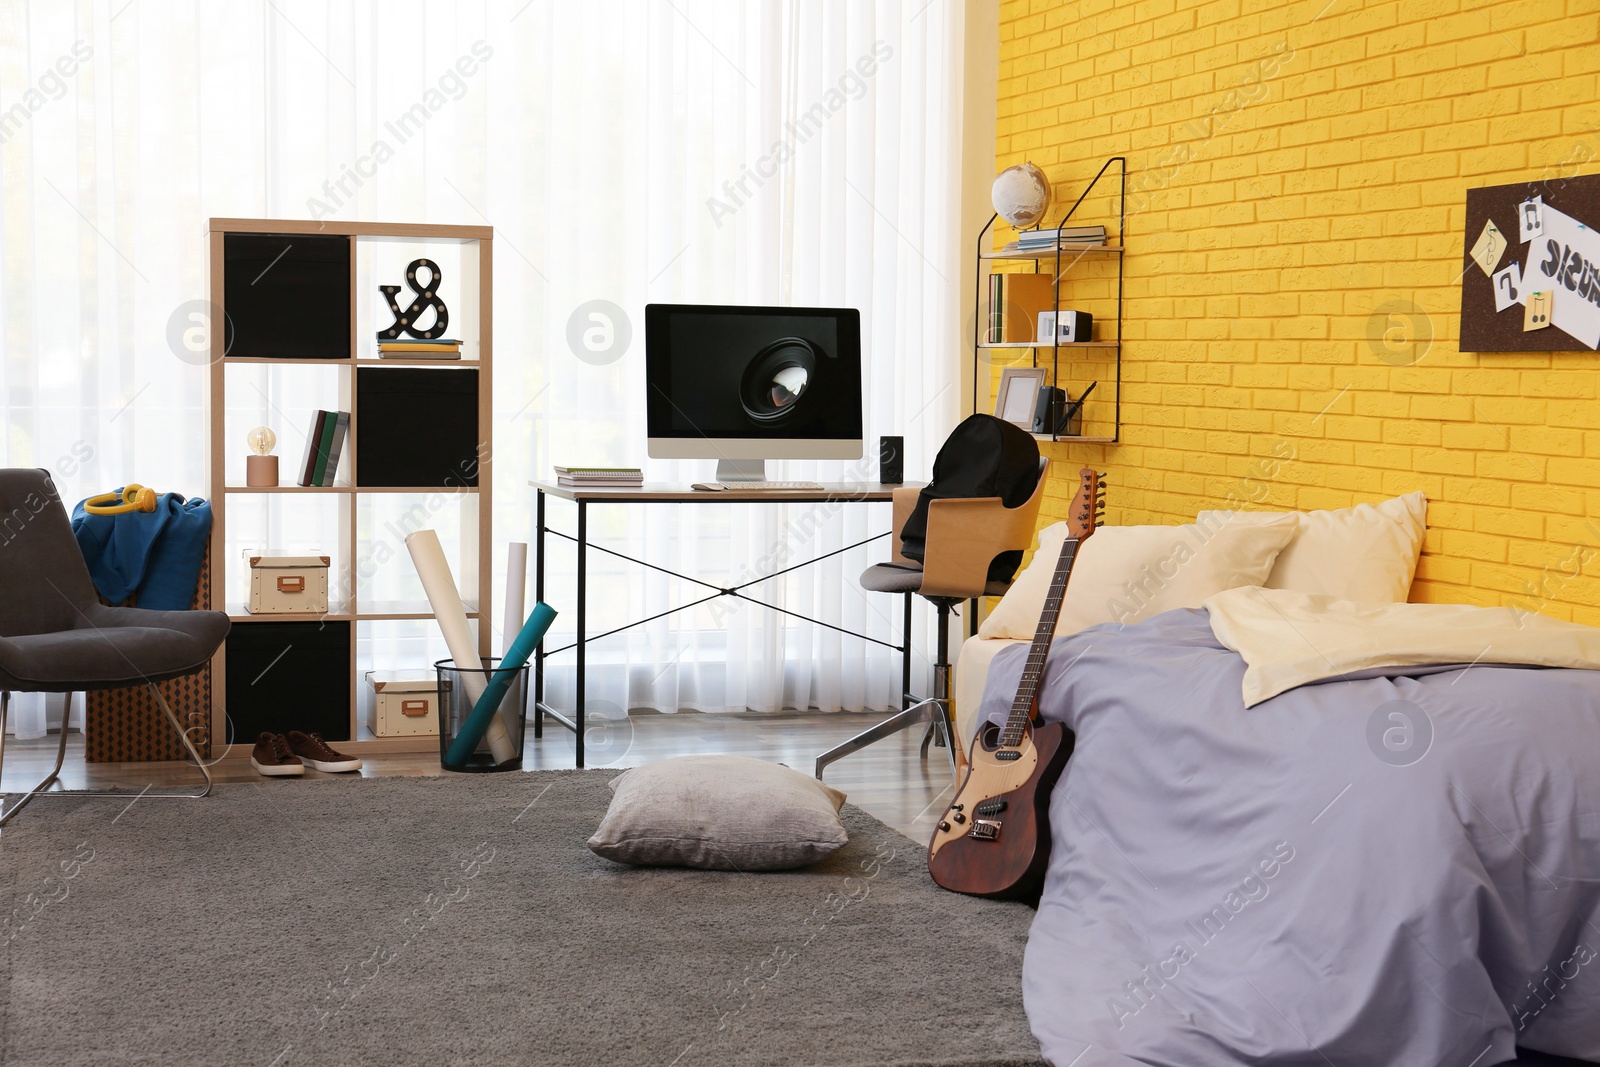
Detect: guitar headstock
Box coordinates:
(1070, 467, 1106, 540)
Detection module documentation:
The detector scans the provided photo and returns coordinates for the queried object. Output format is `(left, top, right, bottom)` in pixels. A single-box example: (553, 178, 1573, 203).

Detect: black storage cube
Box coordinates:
(356, 367, 480, 487)
(225, 621, 351, 742)
(224, 234, 351, 359)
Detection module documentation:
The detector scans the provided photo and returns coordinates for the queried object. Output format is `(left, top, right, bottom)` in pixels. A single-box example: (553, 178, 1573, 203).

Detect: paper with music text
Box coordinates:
(1520, 204, 1600, 349)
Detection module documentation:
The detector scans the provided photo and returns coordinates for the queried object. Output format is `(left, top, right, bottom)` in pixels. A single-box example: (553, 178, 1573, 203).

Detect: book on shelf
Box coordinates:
(1022, 224, 1105, 238)
(378, 337, 462, 359)
(320, 412, 350, 486)
(1007, 242, 1108, 254)
(298, 410, 326, 486)
(1016, 224, 1106, 245)
(1011, 240, 1108, 252)
(987, 275, 1003, 344)
(297, 410, 350, 486)
(986, 273, 1055, 343)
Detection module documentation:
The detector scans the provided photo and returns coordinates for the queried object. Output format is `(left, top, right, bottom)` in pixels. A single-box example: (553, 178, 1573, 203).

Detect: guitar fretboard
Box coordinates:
(1000, 537, 1079, 748)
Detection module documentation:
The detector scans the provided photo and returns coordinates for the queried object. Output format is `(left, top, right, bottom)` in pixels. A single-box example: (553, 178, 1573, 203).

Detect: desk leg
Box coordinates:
(575, 500, 587, 769)
(902, 592, 913, 709)
(534, 490, 546, 740)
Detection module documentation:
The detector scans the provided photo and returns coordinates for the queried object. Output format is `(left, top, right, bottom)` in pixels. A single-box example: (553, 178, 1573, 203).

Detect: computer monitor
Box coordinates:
(644, 303, 863, 481)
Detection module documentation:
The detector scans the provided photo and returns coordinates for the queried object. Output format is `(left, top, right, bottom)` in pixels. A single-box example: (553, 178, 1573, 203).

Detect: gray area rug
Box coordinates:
(0, 771, 1043, 1066)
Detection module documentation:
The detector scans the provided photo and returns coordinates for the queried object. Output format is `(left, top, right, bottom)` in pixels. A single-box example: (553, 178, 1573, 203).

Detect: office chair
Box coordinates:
(816, 456, 1049, 780)
(0, 469, 230, 826)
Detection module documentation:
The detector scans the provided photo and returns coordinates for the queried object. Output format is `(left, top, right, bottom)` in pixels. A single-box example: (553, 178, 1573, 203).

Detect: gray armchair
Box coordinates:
(0, 468, 230, 826)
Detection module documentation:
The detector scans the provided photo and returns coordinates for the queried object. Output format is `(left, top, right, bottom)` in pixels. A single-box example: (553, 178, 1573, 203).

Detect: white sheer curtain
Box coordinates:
(0, 0, 967, 735)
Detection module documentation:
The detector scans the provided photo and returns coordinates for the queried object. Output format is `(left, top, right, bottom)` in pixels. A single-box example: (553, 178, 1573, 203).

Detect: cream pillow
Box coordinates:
(1195, 492, 1426, 603)
(976, 515, 1298, 641)
(587, 755, 849, 870)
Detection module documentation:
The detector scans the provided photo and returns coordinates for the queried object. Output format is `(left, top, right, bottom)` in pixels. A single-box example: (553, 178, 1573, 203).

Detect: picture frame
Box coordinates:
(994, 366, 1047, 428)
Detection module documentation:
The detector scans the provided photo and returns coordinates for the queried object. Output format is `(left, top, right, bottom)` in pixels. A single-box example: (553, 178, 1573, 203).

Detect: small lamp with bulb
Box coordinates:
(246, 426, 279, 487)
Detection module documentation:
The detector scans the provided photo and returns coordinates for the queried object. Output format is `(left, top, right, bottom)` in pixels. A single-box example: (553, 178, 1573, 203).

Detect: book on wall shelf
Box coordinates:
(987, 273, 1055, 343)
(1017, 224, 1104, 244)
(297, 410, 350, 487)
(1002, 225, 1109, 255)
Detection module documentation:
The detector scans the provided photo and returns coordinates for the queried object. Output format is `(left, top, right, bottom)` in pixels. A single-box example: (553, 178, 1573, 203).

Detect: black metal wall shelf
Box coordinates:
(972, 156, 1125, 443)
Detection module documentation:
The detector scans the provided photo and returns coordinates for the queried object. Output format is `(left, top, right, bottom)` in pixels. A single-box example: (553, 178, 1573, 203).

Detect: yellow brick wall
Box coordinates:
(996, 0, 1600, 621)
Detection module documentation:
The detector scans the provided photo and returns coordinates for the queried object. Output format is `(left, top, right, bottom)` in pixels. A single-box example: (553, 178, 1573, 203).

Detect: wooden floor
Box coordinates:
(0, 711, 957, 840)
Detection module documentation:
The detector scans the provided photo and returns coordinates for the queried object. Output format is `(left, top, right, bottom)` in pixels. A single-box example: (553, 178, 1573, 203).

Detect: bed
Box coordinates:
(975, 594, 1600, 1066)
(952, 493, 1600, 1064)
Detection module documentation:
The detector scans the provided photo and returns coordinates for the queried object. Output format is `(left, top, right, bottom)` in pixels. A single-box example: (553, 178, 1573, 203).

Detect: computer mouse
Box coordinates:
(690, 482, 727, 492)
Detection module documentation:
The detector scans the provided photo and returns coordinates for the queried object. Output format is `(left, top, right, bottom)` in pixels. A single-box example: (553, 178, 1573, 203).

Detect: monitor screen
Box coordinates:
(644, 304, 863, 461)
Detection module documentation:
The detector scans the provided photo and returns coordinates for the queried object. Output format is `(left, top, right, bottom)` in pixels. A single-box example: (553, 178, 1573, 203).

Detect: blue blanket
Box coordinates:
(980, 608, 1600, 1066)
(71, 491, 211, 610)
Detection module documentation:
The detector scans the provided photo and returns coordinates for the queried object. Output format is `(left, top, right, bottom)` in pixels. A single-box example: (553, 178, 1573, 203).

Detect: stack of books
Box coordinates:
(1009, 224, 1108, 253)
(378, 337, 462, 360)
(554, 466, 644, 488)
(298, 410, 350, 487)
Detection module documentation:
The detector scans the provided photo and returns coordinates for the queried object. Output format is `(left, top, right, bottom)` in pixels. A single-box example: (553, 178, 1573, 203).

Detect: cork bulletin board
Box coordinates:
(1460, 173, 1600, 352)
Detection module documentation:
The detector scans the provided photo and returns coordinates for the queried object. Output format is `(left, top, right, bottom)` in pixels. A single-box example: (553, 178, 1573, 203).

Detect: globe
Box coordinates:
(991, 162, 1052, 229)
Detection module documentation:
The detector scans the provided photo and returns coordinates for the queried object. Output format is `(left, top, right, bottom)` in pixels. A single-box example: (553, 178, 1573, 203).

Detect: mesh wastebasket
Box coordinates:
(434, 658, 528, 772)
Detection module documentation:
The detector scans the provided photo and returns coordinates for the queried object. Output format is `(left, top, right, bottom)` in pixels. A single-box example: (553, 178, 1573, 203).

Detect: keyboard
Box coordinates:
(712, 481, 826, 491)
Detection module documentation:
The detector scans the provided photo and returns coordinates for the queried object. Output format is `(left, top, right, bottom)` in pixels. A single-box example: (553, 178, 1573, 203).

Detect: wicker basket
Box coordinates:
(84, 550, 213, 762)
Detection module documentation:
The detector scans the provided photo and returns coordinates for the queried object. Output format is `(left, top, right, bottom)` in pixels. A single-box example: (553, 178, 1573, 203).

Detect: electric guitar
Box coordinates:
(927, 467, 1103, 903)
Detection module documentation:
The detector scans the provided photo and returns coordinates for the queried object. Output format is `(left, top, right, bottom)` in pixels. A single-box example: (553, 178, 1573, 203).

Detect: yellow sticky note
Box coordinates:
(1524, 289, 1553, 331)
(1470, 220, 1506, 277)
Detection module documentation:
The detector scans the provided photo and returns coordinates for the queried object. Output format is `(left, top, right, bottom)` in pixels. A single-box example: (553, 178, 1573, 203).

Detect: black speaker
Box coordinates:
(1032, 387, 1064, 434)
(1059, 310, 1092, 343)
(879, 435, 904, 484)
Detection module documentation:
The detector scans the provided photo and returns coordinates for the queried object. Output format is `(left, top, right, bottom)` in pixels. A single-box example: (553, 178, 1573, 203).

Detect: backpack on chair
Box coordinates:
(899, 413, 1042, 584)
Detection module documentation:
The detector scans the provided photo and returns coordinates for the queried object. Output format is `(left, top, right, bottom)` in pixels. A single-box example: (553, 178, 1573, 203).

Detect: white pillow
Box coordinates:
(976, 515, 1298, 641)
(1195, 492, 1426, 603)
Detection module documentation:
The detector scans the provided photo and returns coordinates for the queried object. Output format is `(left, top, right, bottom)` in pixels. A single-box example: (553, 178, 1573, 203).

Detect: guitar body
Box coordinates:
(927, 719, 1074, 903)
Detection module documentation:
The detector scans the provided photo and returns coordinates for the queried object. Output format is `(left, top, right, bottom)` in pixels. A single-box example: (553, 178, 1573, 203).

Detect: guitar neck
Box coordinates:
(1001, 537, 1079, 745)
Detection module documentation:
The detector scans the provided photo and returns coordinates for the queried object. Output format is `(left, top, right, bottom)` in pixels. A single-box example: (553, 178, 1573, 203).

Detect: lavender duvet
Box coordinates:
(978, 607, 1600, 1066)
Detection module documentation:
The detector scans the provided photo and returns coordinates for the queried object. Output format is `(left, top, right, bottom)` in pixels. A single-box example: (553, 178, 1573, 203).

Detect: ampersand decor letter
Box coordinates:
(377, 258, 450, 339)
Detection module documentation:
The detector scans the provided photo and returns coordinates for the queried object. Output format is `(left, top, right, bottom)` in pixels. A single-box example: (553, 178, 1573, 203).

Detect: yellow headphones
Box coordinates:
(83, 484, 159, 515)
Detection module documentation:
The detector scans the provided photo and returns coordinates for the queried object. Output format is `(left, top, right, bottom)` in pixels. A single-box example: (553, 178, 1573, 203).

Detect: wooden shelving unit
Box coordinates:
(205, 218, 494, 757)
(972, 157, 1125, 443)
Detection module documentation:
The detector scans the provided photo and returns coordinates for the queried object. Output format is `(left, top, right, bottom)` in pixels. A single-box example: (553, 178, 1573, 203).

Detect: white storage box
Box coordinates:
(365, 671, 443, 737)
(247, 554, 330, 614)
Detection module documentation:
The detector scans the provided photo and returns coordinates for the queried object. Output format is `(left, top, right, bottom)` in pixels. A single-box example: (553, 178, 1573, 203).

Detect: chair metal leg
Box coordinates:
(816, 697, 958, 783)
(0, 684, 213, 828)
(0, 690, 73, 827)
(0, 692, 8, 800)
(918, 599, 958, 762)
